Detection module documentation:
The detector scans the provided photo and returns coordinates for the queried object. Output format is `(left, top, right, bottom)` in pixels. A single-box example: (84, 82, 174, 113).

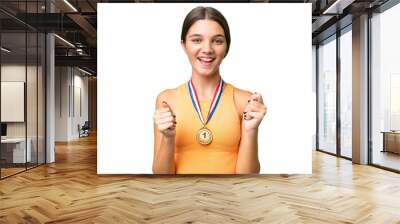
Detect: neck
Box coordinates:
(191, 72, 221, 101)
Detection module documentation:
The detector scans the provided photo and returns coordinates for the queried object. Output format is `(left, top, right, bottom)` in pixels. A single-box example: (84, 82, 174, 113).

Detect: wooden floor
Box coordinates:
(1, 162, 44, 178)
(1, 134, 400, 223)
(373, 150, 400, 171)
(0, 167, 26, 178)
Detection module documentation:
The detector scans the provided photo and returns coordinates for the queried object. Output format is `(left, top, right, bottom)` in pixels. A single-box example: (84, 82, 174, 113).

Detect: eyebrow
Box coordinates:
(188, 34, 225, 38)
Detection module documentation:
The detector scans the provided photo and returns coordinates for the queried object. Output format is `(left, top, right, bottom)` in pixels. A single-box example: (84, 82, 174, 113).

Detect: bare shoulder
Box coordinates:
(232, 86, 253, 114)
(155, 88, 178, 109)
(233, 87, 252, 101)
(157, 88, 177, 101)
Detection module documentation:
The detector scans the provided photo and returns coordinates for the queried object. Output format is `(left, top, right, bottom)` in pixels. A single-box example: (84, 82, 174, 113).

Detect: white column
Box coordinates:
(312, 45, 317, 150)
(46, 1, 55, 163)
(352, 14, 369, 164)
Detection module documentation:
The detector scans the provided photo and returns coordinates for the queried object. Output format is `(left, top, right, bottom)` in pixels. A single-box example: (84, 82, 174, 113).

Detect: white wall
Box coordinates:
(1, 64, 46, 163)
(55, 67, 89, 141)
(73, 72, 89, 137)
(55, 66, 70, 141)
(1, 65, 38, 137)
(1, 65, 28, 142)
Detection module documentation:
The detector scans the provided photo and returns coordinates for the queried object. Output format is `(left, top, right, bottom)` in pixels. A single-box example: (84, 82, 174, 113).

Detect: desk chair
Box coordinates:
(79, 121, 90, 138)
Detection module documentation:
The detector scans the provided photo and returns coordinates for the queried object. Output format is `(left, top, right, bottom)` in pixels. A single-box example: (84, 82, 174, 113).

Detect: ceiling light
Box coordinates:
(54, 34, 75, 48)
(63, 0, 78, 12)
(1, 47, 11, 53)
(322, 0, 355, 15)
(78, 67, 93, 76)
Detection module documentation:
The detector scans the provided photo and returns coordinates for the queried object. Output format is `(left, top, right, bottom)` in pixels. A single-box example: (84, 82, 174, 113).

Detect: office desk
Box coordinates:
(381, 131, 400, 154)
(1, 138, 32, 163)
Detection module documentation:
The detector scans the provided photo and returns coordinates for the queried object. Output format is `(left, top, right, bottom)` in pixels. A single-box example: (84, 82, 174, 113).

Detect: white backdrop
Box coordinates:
(98, 3, 312, 174)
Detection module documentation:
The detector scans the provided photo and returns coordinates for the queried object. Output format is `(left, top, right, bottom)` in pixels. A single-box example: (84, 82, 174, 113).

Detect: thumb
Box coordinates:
(162, 101, 176, 128)
(162, 101, 173, 112)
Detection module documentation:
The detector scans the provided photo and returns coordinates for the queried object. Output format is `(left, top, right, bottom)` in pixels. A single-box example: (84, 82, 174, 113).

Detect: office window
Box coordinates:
(340, 28, 352, 158)
(318, 36, 337, 154)
(371, 3, 400, 171)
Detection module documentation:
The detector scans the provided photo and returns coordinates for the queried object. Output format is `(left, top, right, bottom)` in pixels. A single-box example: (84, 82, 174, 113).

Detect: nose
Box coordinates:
(201, 40, 213, 54)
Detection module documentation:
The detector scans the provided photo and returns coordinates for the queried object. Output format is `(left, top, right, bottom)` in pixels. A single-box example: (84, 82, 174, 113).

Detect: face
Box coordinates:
(182, 19, 227, 77)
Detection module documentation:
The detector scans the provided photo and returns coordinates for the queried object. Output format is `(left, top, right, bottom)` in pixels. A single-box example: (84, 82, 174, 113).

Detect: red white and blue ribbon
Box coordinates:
(188, 78, 224, 126)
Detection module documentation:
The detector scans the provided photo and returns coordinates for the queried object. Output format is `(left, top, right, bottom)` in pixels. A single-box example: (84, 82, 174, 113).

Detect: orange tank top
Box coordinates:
(174, 82, 241, 174)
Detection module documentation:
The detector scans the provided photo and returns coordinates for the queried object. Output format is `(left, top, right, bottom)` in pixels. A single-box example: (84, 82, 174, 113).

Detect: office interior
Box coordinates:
(0, 0, 97, 179)
(0, 0, 399, 223)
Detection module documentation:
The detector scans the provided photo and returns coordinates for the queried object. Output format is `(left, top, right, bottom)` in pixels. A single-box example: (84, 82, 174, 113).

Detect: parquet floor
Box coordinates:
(373, 150, 400, 171)
(1, 134, 400, 223)
(0, 167, 26, 178)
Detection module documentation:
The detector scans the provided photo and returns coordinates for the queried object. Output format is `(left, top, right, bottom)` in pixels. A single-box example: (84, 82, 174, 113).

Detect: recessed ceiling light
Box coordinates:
(323, 0, 355, 15)
(54, 34, 75, 48)
(1, 47, 11, 53)
(63, 0, 78, 12)
(78, 67, 93, 76)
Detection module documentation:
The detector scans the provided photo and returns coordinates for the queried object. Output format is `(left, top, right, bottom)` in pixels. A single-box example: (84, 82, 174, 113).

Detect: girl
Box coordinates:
(153, 6, 267, 174)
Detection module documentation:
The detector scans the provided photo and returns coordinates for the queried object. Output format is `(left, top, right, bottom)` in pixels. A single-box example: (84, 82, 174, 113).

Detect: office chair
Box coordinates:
(79, 121, 90, 138)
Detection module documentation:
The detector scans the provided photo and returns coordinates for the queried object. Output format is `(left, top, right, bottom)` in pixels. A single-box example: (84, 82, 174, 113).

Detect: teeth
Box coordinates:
(199, 58, 214, 62)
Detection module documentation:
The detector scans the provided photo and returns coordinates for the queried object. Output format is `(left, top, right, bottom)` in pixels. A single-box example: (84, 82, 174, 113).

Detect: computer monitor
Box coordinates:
(1, 123, 7, 137)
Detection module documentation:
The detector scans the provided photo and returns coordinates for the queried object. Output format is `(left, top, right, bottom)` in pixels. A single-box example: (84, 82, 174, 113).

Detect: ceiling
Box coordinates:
(0, 0, 393, 75)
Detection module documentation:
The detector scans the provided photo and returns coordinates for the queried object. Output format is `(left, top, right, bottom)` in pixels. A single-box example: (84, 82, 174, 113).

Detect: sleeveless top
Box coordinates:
(174, 82, 241, 174)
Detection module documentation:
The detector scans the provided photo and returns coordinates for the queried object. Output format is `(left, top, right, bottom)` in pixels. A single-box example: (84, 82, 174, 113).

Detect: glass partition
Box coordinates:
(371, 3, 400, 171)
(0, 1, 46, 179)
(317, 35, 337, 155)
(27, 31, 38, 169)
(26, 0, 45, 169)
(339, 27, 352, 158)
(1, 31, 28, 177)
(38, 32, 45, 165)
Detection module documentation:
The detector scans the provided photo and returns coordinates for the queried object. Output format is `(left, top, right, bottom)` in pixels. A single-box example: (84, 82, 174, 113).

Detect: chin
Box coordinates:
(196, 71, 214, 77)
(195, 68, 218, 77)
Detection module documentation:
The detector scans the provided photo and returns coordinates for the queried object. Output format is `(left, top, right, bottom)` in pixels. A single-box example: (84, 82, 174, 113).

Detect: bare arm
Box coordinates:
(236, 128, 260, 174)
(234, 89, 266, 174)
(152, 91, 176, 174)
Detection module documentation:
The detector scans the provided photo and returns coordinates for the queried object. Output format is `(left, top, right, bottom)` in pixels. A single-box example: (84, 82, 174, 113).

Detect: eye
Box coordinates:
(191, 38, 201, 44)
(214, 39, 225, 45)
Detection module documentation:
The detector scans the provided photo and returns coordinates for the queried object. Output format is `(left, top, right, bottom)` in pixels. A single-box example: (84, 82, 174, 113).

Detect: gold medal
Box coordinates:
(196, 127, 213, 145)
(188, 78, 224, 146)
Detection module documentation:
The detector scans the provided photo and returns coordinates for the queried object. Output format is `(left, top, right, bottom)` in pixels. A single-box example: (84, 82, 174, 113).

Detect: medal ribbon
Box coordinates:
(188, 78, 224, 126)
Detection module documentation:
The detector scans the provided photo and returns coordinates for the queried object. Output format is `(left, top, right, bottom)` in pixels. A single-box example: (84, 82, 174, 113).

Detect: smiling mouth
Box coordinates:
(197, 57, 215, 66)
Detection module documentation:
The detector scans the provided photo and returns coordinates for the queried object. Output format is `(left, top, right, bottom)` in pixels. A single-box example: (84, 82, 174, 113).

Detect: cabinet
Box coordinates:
(0, 138, 32, 165)
(382, 131, 400, 154)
